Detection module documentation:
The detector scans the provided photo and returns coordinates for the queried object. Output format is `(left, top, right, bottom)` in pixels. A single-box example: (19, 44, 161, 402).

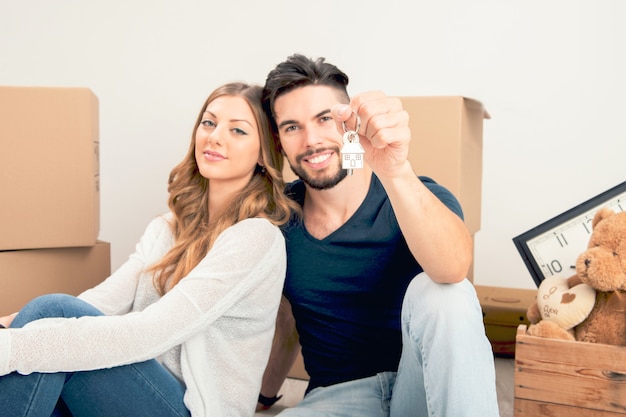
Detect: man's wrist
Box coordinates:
(258, 393, 282, 409)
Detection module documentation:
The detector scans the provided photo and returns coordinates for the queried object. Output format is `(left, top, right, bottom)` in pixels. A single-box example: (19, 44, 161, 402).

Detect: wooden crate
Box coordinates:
(514, 324, 626, 416)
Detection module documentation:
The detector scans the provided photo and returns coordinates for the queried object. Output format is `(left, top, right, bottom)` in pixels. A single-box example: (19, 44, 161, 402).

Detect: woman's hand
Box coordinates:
(0, 313, 17, 328)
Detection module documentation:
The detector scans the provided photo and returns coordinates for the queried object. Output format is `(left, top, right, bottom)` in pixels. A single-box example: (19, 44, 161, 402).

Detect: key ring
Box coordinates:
(342, 114, 361, 141)
(340, 112, 365, 175)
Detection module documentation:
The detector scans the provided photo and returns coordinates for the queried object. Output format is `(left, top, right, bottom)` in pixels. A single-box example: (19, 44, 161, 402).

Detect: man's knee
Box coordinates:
(402, 274, 480, 321)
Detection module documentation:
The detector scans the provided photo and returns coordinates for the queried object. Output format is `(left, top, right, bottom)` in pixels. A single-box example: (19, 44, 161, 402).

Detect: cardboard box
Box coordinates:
(0, 86, 99, 250)
(399, 96, 487, 236)
(0, 241, 110, 315)
(514, 324, 626, 416)
(475, 285, 536, 357)
(402, 97, 486, 280)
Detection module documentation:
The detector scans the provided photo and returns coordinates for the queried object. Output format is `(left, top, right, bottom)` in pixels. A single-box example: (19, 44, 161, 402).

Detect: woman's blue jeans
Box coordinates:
(0, 294, 190, 417)
(278, 275, 500, 417)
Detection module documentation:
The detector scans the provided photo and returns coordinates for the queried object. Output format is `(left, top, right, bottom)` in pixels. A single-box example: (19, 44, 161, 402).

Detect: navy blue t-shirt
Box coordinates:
(281, 174, 464, 392)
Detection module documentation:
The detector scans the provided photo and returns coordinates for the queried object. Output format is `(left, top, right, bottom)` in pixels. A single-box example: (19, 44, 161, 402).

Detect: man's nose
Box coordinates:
(303, 126, 322, 147)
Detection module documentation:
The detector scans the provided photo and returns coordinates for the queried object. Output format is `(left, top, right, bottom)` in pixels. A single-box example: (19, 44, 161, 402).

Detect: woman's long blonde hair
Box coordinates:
(150, 82, 300, 294)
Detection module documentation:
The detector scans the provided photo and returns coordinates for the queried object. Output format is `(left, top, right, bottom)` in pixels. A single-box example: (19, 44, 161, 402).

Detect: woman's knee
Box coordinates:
(12, 294, 102, 328)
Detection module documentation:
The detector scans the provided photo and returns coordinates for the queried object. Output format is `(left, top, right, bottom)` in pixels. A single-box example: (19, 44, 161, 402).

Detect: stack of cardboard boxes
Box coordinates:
(0, 86, 111, 316)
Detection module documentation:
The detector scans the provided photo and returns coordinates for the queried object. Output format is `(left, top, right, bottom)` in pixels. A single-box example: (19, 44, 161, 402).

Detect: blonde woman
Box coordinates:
(0, 82, 299, 417)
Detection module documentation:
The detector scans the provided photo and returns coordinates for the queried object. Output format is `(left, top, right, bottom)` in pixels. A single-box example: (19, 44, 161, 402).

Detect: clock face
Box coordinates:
(513, 181, 626, 286)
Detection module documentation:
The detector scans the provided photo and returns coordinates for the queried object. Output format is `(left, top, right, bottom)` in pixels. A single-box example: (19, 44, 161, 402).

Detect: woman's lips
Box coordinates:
(203, 150, 226, 161)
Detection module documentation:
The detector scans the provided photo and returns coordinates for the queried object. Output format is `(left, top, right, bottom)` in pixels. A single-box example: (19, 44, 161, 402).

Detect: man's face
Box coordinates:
(273, 85, 348, 190)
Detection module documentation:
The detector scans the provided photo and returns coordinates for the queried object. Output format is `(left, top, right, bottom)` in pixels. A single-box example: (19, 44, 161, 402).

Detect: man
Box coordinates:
(258, 54, 499, 417)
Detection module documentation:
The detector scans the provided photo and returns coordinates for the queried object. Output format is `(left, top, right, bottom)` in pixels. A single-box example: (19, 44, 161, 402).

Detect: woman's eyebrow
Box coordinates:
(230, 118, 253, 127)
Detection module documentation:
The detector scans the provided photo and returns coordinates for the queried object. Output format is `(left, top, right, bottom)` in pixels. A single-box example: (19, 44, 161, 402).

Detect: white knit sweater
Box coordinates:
(0, 214, 287, 417)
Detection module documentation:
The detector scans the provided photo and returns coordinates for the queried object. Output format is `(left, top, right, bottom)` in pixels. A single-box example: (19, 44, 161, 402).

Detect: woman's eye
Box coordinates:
(201, 120, 215, 127)
(232, 128, 247, 136)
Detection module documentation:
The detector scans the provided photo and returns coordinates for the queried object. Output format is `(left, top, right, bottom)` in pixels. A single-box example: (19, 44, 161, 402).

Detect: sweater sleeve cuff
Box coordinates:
(0, 332, 12, 376)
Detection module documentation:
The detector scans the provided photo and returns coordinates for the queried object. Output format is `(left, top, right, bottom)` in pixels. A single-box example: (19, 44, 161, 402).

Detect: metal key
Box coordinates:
(340, 115, 364, 175)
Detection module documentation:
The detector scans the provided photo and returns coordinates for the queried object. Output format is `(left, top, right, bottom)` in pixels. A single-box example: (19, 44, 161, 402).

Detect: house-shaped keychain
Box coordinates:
(341, 132, 365, 175)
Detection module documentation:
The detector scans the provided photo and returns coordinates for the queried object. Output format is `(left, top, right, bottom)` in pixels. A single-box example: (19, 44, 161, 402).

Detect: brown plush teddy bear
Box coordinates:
(526, 208, 626, 345)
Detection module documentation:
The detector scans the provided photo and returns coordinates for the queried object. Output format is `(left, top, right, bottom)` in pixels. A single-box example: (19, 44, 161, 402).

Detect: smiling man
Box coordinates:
(257, 54, 499, 417)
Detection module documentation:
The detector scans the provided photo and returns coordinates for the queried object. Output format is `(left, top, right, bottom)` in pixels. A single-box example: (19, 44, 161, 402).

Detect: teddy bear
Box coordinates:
(526, 207, 626, 346)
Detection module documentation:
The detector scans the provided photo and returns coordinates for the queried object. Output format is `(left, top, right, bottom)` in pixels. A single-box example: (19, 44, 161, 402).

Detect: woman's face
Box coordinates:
(195, 95, 262, 191)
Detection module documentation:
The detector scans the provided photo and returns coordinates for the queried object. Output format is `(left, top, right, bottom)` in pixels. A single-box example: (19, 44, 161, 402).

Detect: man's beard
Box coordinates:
(289, 147, 348, 190)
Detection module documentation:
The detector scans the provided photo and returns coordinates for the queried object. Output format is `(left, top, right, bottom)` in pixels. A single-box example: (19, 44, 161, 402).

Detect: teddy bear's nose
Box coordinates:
(585, 258, 591, 267)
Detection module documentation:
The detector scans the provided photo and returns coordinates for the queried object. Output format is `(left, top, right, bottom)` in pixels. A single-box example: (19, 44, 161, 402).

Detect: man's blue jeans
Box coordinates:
(278, 275, 500, 417)
(0, 294, 190, 417)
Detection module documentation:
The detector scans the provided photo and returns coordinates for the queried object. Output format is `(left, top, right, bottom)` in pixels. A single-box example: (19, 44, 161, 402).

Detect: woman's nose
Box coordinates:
(207, 129, 222, 146)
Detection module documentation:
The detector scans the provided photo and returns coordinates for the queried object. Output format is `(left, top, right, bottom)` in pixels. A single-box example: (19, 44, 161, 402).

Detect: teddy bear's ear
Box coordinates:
(592, 207, 616, 228)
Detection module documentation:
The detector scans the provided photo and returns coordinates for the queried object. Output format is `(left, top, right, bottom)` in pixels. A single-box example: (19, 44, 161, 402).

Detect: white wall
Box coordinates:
(1, 0, 624, 290)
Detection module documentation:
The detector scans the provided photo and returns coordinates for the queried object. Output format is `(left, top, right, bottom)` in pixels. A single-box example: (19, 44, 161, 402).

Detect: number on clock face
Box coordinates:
(528, 216, 595, 278)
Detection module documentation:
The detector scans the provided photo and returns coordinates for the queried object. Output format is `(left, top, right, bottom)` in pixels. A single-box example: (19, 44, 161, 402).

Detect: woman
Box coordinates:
(0, 82, 300, 417)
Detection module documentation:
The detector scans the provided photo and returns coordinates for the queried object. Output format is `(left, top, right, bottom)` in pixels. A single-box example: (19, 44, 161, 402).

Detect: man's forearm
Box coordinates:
(257, 296, 300, 410)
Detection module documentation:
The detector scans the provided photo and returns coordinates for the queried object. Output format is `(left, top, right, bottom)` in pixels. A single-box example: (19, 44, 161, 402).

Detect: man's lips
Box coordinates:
(298, 148, 336, 168)
(305, 153, 332, 165)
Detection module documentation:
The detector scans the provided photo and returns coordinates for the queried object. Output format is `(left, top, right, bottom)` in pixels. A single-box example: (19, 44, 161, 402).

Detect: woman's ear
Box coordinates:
(256, 159, 266, 174)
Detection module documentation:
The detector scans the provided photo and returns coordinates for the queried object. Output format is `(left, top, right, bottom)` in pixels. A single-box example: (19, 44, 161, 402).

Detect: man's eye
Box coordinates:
(320, 116, 332, 123)
(284, 125, 299, 133)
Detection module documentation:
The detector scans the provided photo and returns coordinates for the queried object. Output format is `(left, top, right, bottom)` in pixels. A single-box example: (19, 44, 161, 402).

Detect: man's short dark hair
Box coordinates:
(262, 54, 350, 134)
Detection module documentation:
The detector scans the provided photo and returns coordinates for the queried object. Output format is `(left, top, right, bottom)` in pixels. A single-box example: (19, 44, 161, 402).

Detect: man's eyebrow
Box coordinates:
(278, 119, 297, 129)
(314, 109, 331, 119)
(277, 109, 331, 130)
